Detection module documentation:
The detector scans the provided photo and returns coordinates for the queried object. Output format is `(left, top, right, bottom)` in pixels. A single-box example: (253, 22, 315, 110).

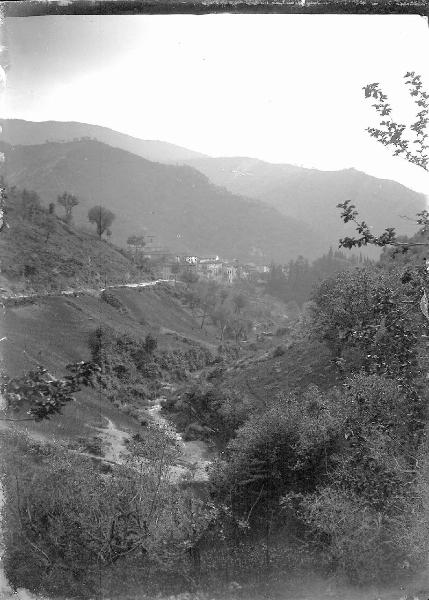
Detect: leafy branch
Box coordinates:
(337, 200, 429, 251)
(338, 73, 429, 252)
(364, 72, 428, 171)
(0, 361, 101, 421)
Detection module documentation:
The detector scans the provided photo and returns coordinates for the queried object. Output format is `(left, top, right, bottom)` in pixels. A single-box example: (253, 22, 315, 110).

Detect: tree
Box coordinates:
(127, 234, 146, 249)
(364, 73, 428, 172)
(57, 192, 79, 224)
(310, 266, 425, 383)
(43, 213, 56, 244)
(228, 313, 252, 355)
(144, 333, 158, 355)
(88, 205, 115, 239)
(337, 73, 428, 253)
(0, 364, 96, 421)
(232, 292, 247, 314)
(210, 302, 232, 343)
(20, 189, 41, 222)
(197, 280, 219, 329)
(171, 262, 180, 283)
(127, 234, 146, 264)
(180, 270, 199, 287)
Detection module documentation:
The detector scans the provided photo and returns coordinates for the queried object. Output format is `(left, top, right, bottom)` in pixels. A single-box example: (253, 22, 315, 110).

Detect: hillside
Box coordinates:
(0, 118, 206, 163)
(1, 283, 218, 454)
(0, 140, 327, 262)
(0, 184, 148, 294)
(185, 156, 427, 248)
(2, 119, 424, 256)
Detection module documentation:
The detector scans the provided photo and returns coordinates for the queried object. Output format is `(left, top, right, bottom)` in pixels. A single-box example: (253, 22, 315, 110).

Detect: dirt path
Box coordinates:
(0, 278, 172, 305)
(90, 417, 131, 463)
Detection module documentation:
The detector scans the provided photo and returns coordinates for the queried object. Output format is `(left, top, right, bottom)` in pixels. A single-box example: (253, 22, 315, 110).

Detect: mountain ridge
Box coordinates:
(0, 118, 208, 164)
(1, 119, 425, 261)
(0, 138, 327, 262)
(184, 155, 427, 247)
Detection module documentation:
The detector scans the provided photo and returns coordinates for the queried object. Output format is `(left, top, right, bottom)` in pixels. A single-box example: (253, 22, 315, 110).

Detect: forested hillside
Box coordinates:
(186, 157, 426, 252)
(2, 119, 424, 260)
(0, 139, 326, 261)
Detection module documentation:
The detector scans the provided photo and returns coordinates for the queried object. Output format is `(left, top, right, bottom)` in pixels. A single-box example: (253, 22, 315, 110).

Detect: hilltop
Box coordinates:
(0, 118, 206, 163)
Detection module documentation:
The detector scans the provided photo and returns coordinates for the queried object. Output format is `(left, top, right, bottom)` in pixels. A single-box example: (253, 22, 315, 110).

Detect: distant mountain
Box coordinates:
(185, 156, 427, 247)
(2, 119, 423, 257)
(0, 140, 327, 262)
(0, 119, 207, 163)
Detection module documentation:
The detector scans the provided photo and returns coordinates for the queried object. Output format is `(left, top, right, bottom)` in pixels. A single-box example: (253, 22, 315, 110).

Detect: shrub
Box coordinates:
(272, 344, 286, 357)
(275, 326, 289, 337)
(2, 432, 215, 598)
(144, 333, 158, 355)
(100, 290, 126, 311)
(299, 487, 396, 582)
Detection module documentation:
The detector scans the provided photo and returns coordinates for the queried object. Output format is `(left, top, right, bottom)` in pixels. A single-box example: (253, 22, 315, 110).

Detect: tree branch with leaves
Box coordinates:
(337, 72, 429, 253)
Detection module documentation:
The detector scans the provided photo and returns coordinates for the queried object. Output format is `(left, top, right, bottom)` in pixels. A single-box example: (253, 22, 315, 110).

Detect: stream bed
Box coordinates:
(147, 398, 212, 482)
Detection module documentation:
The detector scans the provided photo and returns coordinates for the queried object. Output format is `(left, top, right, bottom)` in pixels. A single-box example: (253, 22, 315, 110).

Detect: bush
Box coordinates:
(275, 326, 289, 337)
(299, 487, 397, 582)
(100, 290, 126, 311)
(2, 432, 216, 598)
(77, 434, 104, 456)
(144, 333, 158, 355)
(272, 344, 286, 357)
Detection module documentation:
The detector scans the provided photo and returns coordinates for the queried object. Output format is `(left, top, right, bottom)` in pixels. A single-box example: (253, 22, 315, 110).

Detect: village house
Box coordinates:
(241, 263, 270, 281)
(198, 258, 223, 281)
(222, 262, 238, 284)
(156, 251, 265, 285)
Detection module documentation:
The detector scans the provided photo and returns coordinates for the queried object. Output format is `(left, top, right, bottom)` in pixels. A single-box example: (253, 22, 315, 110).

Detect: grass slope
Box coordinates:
(0, 190, 144, 293)
(1, 286, 217, 447)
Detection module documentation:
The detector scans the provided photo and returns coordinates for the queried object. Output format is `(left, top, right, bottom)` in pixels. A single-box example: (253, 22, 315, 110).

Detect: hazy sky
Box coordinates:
(2, 14, 429, 196)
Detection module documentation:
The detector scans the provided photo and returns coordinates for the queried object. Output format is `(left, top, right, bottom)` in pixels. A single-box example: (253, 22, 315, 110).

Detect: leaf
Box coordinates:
(420, 291, 429, 321)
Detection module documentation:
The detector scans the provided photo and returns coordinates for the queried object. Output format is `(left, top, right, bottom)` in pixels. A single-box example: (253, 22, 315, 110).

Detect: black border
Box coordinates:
(2, 0, 429, 17)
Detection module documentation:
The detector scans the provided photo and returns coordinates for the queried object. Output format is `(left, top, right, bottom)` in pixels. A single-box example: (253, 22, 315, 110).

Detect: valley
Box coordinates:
(1, 122, 429, 600)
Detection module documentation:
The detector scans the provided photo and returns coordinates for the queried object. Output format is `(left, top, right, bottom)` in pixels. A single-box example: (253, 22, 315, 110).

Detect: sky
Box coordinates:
(1, 13, 429, 196)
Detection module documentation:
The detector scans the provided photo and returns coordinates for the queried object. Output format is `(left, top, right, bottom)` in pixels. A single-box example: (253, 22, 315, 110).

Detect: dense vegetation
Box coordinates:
(0, 138, 323, 261)
(3, 251, 429, 597)
(265, 248, 373, 307)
